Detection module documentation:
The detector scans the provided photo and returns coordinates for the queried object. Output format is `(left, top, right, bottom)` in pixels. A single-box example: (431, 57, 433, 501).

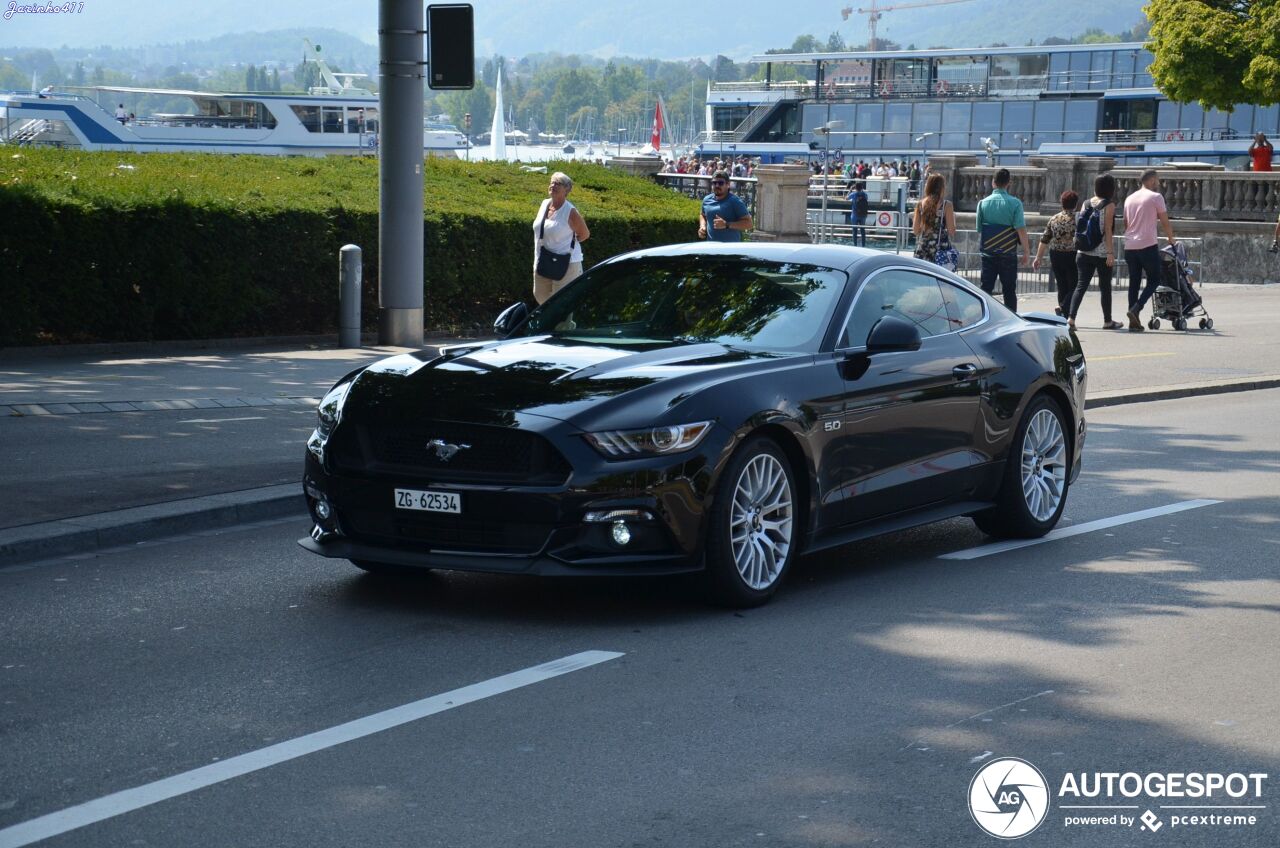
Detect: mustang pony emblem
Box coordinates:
(426, 439, 471, 462)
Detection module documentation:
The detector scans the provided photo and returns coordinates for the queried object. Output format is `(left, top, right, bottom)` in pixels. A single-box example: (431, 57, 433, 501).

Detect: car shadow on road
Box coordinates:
(315, 413, 1280, 842)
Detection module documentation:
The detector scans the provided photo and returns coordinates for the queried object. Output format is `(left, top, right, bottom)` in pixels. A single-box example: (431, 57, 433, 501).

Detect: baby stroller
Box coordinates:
(1148, 242, 1213, 331)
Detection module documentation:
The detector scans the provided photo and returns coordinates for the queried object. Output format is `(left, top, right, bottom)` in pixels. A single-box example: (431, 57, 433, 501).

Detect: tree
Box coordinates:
(1078, 27, 1122, 44)
(71, 61, 86, 86)
(245, 64, 258, 91)
(270, 68, 281, 92)
(1146, 0, 1280, 108)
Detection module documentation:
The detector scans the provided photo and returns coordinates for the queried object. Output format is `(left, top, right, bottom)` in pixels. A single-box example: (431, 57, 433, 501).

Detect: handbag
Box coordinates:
(535, 202, 576, 281)
(934, 204, 959, 272)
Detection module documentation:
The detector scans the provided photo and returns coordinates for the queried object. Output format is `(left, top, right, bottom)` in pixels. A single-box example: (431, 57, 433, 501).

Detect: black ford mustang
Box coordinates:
(299, 243, 1086, 606)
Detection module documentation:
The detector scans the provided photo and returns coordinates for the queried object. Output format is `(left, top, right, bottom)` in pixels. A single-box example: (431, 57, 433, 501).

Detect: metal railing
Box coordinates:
(805, 217, 1206, 290)
(654, 173, 759, 218)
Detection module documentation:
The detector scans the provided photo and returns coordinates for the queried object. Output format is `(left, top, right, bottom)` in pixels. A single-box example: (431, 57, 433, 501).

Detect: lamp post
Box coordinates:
(617, 127, 627, 156)
(981, 136, 1000, 166)
(1015, 133, 1029, 163)
(913, 132, 934, 197)
(814, 120, 844, 243)
(463, 112, 471, 161)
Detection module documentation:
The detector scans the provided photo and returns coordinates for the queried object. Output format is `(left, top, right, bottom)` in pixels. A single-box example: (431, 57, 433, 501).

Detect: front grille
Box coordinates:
(355, 421, 572, 485)
(342, 508, 552, 555)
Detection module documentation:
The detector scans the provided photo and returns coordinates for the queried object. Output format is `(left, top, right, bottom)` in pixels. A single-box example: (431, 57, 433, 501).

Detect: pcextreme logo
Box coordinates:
(968, 759, 1270, 839)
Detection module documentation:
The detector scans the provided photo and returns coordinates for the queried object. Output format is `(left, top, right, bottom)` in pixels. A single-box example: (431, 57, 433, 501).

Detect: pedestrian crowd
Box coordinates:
(910, 166, 1208, 332)
(662, 155, 755, 177)
(535, 146, 1280, 325)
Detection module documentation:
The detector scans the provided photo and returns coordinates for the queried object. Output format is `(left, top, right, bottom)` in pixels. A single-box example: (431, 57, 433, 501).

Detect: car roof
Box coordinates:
(617, 241, 885, 273)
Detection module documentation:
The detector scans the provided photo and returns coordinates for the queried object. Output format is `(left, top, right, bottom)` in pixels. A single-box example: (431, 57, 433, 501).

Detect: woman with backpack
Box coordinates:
(1067, 173, 1123, 330)
(912, 173, 958, 271)
(1032, 190, 1081, 318)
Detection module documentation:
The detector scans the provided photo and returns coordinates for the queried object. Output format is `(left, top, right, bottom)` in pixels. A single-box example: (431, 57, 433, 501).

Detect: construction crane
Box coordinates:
(840, 0, 975, 52)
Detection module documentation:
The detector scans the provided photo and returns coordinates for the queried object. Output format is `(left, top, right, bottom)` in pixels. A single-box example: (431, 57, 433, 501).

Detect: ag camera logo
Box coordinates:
(969, 757, 1050, 839)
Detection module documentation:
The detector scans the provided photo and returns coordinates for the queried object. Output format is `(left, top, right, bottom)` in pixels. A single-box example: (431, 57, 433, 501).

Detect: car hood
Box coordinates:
(342, 336, 790, 429)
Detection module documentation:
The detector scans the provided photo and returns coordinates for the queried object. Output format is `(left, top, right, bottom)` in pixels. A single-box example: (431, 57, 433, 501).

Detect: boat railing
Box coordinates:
(711, 67, 1156, 100)
(709, 81, 811, 97)
(3, 89, 99, 103)
(1097, 128, 1244, 144)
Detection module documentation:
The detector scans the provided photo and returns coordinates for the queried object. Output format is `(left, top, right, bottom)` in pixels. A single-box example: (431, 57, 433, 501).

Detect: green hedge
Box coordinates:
(0, 150, 700, 345)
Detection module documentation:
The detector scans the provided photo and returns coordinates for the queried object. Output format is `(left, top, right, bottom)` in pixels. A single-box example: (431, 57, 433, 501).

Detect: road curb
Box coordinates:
(1088, 375, 1280, 409)
(3, 376, 1277, 570)
(0, 485, 305, 570)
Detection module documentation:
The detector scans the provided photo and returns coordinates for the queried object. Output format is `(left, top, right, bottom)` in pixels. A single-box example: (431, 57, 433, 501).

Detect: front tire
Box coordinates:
(972, 394, 1071, 539)
(703, 438, 798, 607)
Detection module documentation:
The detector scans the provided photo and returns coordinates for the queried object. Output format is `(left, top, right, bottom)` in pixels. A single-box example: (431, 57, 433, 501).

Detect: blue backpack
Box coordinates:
(1075, 201, 1105, 251)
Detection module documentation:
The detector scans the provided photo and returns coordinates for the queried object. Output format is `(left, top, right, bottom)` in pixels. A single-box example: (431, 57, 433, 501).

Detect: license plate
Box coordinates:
(394, 488, 461, 514)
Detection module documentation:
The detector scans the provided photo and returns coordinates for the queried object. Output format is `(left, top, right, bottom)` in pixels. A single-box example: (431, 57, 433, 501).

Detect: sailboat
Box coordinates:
(489, 65, 506, 161)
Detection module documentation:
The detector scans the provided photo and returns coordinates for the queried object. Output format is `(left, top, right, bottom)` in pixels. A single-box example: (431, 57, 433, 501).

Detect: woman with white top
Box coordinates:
(532, 171, 591, 304)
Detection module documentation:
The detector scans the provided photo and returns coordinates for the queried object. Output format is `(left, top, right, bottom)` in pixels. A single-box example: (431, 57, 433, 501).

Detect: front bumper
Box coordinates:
(298, 423, 731, 576)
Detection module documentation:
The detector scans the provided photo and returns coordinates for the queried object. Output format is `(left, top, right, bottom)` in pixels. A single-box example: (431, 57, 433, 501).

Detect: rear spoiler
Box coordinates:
(1020, 311, 1068, 327)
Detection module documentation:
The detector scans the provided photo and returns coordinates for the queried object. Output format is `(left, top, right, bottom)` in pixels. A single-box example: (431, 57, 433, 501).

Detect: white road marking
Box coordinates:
(177, 416, 267, 424)
(0, 650, 623, 848)
(939, 500, 1222, 561)
(901, 690, 1055, 751)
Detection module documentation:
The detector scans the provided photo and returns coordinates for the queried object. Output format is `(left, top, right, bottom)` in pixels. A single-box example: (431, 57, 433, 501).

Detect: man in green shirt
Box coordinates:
(975, 168, 1031, 311)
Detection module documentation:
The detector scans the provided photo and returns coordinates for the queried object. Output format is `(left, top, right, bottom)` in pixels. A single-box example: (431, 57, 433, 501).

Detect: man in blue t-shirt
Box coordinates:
(698, 170, 753, 242)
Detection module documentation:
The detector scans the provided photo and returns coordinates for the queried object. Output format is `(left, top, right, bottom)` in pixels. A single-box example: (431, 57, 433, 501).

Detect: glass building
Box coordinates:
(701, 43, 1278, 168)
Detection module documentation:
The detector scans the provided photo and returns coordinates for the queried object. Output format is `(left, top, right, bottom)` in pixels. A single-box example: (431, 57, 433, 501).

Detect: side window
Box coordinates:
(940, 281, 986, 330)
(842, 270, 952, 347)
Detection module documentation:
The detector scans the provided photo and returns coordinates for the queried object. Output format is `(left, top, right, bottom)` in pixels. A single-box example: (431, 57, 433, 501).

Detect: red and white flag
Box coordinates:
(650, 98, 666, 152)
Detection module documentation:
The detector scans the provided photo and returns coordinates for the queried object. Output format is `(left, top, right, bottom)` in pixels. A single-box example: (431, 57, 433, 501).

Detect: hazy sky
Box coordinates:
(1, 0, 1145, 61)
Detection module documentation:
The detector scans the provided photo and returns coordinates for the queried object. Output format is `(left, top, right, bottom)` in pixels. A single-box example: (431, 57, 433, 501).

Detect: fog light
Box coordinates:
(315, 499, 332, 521)
(610, 521, 632, 546)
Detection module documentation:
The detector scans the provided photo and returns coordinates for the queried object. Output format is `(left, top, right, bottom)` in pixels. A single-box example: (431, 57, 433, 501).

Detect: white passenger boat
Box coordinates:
(1, 51, 468, 157)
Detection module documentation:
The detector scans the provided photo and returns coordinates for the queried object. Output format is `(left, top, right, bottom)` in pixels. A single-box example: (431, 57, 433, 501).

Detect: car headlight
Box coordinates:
(583, 421, 713, 458)
(316, 381, 353, 438)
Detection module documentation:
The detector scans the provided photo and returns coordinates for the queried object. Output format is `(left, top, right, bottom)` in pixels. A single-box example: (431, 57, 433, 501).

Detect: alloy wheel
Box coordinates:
(729, 454, 794, 590)
(1020, 408, 1067, 523)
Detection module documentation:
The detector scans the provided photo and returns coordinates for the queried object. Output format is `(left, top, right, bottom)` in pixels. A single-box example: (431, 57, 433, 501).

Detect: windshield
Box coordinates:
(522, 256, 848, 352)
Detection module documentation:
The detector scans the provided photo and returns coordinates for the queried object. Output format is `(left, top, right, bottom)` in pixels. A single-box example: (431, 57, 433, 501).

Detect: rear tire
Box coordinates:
(972, 394, 1071, 539)
(703, 437, 798, 608)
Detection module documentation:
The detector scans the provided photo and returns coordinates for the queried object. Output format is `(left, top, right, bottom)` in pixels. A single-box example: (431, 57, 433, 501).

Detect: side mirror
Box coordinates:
(865, 315, 922, 353)
(493, 302, 529, 338)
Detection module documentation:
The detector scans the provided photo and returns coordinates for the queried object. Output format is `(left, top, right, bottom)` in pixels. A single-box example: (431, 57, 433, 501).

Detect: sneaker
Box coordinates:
(1270, 241, 1279, 254)
(1127, 310, 1144, 332)
(1067, 318, 1076, 330)
(1103, 320, 1124, 330)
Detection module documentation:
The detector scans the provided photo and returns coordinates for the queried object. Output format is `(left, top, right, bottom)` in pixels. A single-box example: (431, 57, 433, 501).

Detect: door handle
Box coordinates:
(952, 363, 978, 380)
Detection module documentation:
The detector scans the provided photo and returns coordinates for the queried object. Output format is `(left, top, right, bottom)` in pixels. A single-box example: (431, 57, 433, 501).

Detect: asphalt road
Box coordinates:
(2, 390, 1277, 847)
(3, 285, 1277, 531)
(0, 406, 317, 529)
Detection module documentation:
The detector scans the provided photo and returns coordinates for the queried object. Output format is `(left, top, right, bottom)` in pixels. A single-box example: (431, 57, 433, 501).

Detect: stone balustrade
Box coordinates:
(936, 156, 1280, 222)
